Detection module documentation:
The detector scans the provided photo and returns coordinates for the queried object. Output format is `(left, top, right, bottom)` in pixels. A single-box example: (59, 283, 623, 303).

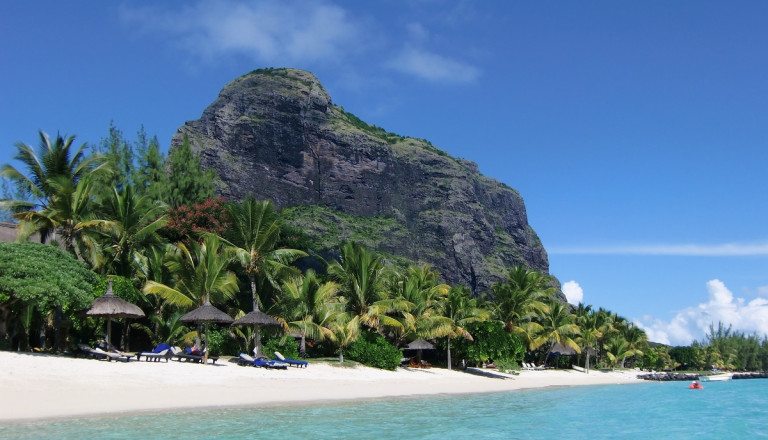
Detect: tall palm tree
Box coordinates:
(86, 184, 167, 278)
(225, 198, 306, 355)
(490, 266, 550, 347)
(226, 198, 306, 309)
(531, 301, 581, 367)
(576, 309, 601, 372)
(442, 285, 489, 370)
(327, 242, 401, 334)
(143, 235, 239, 349)
(593, 307, 616, 367)
(275, 270, 341, 357)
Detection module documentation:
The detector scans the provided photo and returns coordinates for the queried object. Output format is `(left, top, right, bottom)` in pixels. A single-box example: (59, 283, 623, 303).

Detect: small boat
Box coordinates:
(699, 373, 732, 382)
(689, 381, 703, 389)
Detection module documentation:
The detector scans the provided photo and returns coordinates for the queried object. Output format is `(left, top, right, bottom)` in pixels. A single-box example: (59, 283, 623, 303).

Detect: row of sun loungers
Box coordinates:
(77, 344, 219, 364)
(76, 344, 306, 369)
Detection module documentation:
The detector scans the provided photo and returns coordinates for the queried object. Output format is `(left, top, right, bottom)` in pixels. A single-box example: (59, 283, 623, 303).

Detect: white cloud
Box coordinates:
(636, 279, 768, 345)
(386, 46, 480, 84)
(562, 280, 583, 306)
(550, 241, 768, 256)
(120, 0, 361, 64)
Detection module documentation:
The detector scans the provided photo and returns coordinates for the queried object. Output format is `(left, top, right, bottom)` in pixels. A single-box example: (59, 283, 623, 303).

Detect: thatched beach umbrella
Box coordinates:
(405, 339, 435, 364)
(231, 309, 280, 357)
(550, 342, 578, 357)
(86, 280, 145, 350)
(180, 296, 233, 363)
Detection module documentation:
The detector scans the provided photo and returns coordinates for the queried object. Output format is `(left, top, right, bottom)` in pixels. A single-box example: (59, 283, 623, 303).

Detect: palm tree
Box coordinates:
(87, 184, 167, 278)
(531, 301, 581, 367)
(276, 270, 341, 357)
(143, 235, 239, 349)
(327, 242, 401, 334)
(490, 266, 550, 347)
(1, 131, 106, 243)
(576, 309, 601, 372)
(620, 324, 648, 368)
(390, 265, 453, 344)
(442, 285, 489, 370)
(14, 174, 100, 262)
(593, 307, 616, 367)
(327, 314, 361, 363)
(604, 335, 632, 368)
(225, 198, 306, 355)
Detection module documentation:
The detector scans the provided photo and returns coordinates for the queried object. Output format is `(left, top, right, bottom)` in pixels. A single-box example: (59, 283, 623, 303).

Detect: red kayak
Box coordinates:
(689, 381, 703, 389)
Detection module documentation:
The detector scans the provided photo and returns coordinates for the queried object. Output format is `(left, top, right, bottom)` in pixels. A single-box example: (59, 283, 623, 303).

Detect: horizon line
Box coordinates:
(548, 242, 768, 257)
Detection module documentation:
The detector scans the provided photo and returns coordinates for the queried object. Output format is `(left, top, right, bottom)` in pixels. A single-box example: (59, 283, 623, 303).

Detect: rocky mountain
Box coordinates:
(172, 68, 561, 299)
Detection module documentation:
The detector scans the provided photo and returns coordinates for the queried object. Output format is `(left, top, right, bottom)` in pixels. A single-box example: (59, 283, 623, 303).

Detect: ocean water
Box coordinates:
(3, 379, 767, 439)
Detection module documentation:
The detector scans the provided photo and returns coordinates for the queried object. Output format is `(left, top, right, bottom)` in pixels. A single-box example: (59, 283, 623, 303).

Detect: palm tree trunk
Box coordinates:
(300, 334, 306, 358)
(195, 323, 202, 351)
(254, 326, 263, 357)
(250, 274, 259, 312)
(447, 337, 452, 371)
(585, 352, 590, 373)
(339, 347, 344, 364)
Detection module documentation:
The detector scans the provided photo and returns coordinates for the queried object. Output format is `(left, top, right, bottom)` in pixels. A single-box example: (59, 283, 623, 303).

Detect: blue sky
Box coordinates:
(2, 1, 767, 345)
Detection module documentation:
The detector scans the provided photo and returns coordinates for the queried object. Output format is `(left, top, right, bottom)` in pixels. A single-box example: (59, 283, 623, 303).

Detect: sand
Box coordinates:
(0, 352, 641, 422)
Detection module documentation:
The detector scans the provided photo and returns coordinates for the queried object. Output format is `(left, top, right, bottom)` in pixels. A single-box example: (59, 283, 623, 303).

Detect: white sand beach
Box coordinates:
(0, 352, 641, 422)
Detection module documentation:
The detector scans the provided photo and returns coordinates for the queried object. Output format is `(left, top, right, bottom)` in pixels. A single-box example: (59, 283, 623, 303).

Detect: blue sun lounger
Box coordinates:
(274, 351, 308, 368)
(253, 356, 288, 369)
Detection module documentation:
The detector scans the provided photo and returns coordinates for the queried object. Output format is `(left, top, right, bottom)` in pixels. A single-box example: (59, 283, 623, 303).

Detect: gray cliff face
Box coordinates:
(173, 68, 560, 298)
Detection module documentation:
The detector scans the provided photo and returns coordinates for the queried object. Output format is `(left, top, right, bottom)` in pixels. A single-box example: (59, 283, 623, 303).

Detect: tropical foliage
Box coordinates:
(8, 126, 768, 374)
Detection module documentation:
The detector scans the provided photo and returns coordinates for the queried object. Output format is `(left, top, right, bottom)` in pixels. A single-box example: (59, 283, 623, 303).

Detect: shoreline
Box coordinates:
(0, 351, 641, 423)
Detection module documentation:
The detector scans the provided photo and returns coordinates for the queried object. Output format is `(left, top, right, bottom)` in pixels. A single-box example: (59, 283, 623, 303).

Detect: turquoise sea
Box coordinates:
(3, 379, 767, 439)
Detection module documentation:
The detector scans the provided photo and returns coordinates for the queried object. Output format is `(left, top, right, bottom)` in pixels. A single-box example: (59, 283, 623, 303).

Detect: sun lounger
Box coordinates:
(137, 344, 172, 362)
(238, 353, 257, 366)
(76, 343, 109, 360)
(253, 356, 288, 369)
(274, 351, 308, 368)
(136, 349, 170, 362)
(93, 347, 134, 362)
(170, 346, 219, 364)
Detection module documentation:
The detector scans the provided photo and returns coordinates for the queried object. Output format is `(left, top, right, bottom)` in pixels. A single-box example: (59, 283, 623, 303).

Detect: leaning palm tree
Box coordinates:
(531, 301, 581, 367)
(327, 242, 401, 334)
(275, 269, 341, 357)
(225, 198, 306, 354)
(490, 266, 550, 348)
(143, 235, 239, 349)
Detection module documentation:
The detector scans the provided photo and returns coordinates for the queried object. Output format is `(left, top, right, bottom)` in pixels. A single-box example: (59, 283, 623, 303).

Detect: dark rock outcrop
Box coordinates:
(173, 68, 560, 298)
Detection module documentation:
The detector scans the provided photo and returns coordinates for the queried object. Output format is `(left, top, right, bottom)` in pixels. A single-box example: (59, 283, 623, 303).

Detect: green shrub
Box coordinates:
(450, 321, 525, 367)
(494, 358, 520, 373)
(263, 336, 299, 359)
(346, 331, 402, 370)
